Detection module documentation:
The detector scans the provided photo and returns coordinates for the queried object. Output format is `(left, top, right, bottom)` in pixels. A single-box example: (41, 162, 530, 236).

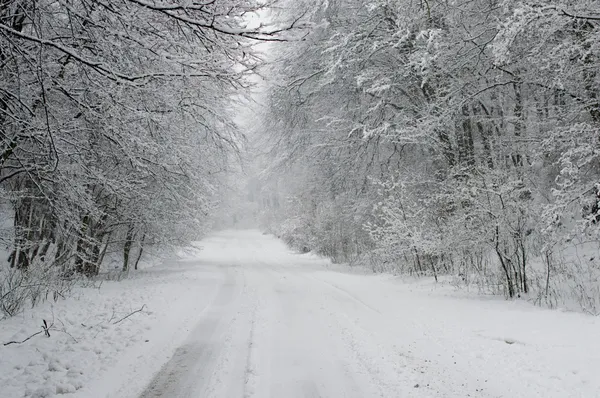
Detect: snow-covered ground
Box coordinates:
(1, 230, 599, 397)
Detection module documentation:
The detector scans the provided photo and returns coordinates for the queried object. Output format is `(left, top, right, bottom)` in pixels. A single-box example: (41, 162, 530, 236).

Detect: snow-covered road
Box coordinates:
(139, 236, 411, 398)
(4, 229, 596, 397)
(136, 230, 598, 398)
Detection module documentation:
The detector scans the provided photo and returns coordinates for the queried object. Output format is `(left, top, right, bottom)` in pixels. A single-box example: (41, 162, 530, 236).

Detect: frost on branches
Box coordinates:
(0, 0, 296, 316)
(253, 0, 600, 312)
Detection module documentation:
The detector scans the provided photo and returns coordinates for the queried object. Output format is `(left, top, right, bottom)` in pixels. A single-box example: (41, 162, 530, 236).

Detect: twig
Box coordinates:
(113, 304, 147, 324)
(56, 319, 78, 343)
(560, 9, 600, 21)
(42, 319, 51, 337)
(3, 330, 44, 346)
(54, 329, 78, 343)
(3, 319, 52, 346)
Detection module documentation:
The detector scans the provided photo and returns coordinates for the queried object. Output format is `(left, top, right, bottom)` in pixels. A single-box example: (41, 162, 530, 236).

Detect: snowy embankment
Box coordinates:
(312, 271, 600, 396)
(1, 230, 600, 398)
(0, 247, 222, 398)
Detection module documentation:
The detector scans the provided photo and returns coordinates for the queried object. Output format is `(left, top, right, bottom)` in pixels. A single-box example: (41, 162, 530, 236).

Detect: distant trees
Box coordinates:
(257, 0, 600, 310)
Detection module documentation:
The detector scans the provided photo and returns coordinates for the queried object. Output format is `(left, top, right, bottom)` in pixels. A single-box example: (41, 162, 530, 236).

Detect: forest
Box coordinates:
(2, 0, 600, 317)
(251, 0, 600, 312)
(0, 0, 296, 316)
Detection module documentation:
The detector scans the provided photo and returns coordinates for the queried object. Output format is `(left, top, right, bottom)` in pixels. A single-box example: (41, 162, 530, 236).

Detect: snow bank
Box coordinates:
(313, 269, 600, 397)
(0, 251, 225, 398)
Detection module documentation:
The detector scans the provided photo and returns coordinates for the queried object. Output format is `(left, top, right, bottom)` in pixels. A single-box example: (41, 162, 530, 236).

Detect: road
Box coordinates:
(137, 230, 599, 398)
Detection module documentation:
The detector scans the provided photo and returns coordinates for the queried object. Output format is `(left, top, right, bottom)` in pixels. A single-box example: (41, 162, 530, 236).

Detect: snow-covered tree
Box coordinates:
(255, 0, 600, 307)
(0, 0, 300, 315)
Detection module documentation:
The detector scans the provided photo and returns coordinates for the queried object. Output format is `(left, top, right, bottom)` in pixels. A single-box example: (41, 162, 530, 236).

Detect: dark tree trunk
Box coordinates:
(134, 233, 146, 271)
(122, 225, 135, 272)
(512, 82, 524, 167)
(495, 226, 515, 298)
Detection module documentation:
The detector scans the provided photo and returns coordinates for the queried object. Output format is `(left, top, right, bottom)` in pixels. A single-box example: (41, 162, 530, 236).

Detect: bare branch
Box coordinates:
(113, 304, 147, 324)
(560, 9, 600, 21)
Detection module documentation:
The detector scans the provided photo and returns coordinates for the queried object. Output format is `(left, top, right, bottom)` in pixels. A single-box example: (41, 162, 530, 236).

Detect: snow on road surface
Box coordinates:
(2, 230, 599, 398)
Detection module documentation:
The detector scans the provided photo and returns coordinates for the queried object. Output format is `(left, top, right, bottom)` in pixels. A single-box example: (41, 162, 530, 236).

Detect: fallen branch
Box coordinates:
(3, 320, 52, 346)
(3, 330, 44, 346)
(113, 304, 147, 324)
(55, 319, 78, 343)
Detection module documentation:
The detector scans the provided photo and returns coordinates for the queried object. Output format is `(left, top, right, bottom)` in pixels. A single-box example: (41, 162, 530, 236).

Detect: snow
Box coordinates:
(0, 252, 227, 398)
(2, 229, 600, 397)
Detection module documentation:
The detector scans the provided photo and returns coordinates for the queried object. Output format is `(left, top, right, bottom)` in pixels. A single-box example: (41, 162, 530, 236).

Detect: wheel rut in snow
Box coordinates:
(139, 258, 419, 398)
(303, 273, 383, 315)
(242, 300, 258, 398)
(138, 270, 241, 398)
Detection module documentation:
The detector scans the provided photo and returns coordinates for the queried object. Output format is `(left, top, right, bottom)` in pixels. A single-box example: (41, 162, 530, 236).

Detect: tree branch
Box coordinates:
(124, 0, 304, 42)
(3, 330, 44, 346)
(113, 304, 146, 324)
(0, 22, 239, 83)
(560, 9, 600, 21)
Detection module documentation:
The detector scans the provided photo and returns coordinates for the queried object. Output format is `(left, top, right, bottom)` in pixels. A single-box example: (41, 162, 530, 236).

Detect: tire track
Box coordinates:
(138, 268, 244, 398)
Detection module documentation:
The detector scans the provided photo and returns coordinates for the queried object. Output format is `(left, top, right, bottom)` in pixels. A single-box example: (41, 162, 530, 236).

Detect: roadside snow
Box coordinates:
(313, 270, 600, 397)
(0, 252, 226, 398)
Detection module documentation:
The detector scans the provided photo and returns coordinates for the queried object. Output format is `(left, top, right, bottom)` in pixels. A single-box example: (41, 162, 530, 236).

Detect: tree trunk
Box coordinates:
(75, 215, 90, 275)
(134, 233, 146, 271)
(495, 226, 515, 298)
(122, 225, 135, 272)
(512, 82, 524, 167)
